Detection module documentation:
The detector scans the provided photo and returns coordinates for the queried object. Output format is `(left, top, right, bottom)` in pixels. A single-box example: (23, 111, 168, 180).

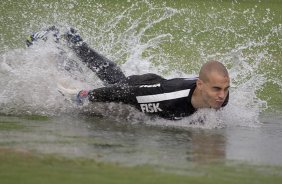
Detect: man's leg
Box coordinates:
(26, 27, 163, 86)
(71, 43, 166, 86)
(26, 26, 127, 85)
(65, 29, 127, 85)
(126, 73, 165, 86)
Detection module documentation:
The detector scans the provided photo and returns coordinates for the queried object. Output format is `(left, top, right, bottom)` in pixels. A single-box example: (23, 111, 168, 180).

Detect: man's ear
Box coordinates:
(196, 79, 203, 90)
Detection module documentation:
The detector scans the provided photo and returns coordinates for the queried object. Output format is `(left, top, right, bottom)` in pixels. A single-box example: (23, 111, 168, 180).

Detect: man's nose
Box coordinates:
(218, 90, 225, 99)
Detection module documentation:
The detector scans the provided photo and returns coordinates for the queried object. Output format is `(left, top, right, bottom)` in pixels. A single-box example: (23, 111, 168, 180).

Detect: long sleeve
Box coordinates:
(88, 84, 138, 105)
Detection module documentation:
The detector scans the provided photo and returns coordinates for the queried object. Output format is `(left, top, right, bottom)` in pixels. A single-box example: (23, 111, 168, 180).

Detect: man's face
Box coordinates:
(198, 72, 230, 109)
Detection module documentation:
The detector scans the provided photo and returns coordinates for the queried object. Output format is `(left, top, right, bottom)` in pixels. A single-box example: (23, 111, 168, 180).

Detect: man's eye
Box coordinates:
(213, 87, 221, 91)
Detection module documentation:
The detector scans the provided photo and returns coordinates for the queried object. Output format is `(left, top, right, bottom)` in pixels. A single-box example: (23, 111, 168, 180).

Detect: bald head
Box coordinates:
(199, 60, 229, 82)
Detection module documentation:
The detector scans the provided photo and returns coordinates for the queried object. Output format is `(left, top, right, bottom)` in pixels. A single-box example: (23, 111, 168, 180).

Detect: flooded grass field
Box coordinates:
(1, 114, 282, 183)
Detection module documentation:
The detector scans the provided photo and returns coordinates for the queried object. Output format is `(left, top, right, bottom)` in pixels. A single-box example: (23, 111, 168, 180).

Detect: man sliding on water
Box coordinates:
(26, 27, 230, 120)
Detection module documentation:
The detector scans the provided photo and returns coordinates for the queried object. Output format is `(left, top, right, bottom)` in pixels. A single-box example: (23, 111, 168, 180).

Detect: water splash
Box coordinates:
(0, 39, 96, 116)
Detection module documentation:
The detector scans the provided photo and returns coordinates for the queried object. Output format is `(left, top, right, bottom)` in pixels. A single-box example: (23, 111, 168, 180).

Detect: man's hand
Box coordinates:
(76, 90, 89, 105)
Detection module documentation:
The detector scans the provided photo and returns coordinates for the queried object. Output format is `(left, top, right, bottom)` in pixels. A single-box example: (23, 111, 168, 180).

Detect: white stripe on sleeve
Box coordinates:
(136, 89, 190, 103)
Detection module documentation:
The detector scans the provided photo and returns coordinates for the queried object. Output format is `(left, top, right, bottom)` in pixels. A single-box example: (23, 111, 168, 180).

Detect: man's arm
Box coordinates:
(87, 85, 138, 105)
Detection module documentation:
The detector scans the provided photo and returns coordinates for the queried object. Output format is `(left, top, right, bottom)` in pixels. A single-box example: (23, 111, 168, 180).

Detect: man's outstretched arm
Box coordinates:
(77, 85, 138, 106)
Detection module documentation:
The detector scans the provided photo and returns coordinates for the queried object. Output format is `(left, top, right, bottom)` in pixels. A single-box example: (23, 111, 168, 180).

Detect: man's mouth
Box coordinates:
(215, 100, 224, 106)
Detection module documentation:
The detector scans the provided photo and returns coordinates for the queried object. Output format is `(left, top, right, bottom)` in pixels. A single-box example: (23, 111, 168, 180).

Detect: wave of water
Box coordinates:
(0, 0, 280, 128)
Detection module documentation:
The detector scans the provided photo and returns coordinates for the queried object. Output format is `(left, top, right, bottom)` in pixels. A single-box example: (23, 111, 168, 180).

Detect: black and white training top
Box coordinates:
(88, 75, 229, 120)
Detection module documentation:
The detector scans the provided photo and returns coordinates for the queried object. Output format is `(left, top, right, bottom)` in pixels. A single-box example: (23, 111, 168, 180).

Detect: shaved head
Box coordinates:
(199, 60, 229, 82)
(193, 60, 230, 109)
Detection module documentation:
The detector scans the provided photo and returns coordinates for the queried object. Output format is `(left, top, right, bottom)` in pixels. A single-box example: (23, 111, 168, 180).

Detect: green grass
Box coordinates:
(0, 148, 281, 184)
(0, 114, 48, 131)
(20, 115, 49, 121)
(0, 121, 26, 131)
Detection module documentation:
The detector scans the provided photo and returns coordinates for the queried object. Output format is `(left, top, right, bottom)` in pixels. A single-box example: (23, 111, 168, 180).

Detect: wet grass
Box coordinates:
(0, 116, 27, 131)
(0, 114, 48, 131)
(0, 148, 281, 184)
(0, 121, 26, 130)
(19, 114, 49, 121)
